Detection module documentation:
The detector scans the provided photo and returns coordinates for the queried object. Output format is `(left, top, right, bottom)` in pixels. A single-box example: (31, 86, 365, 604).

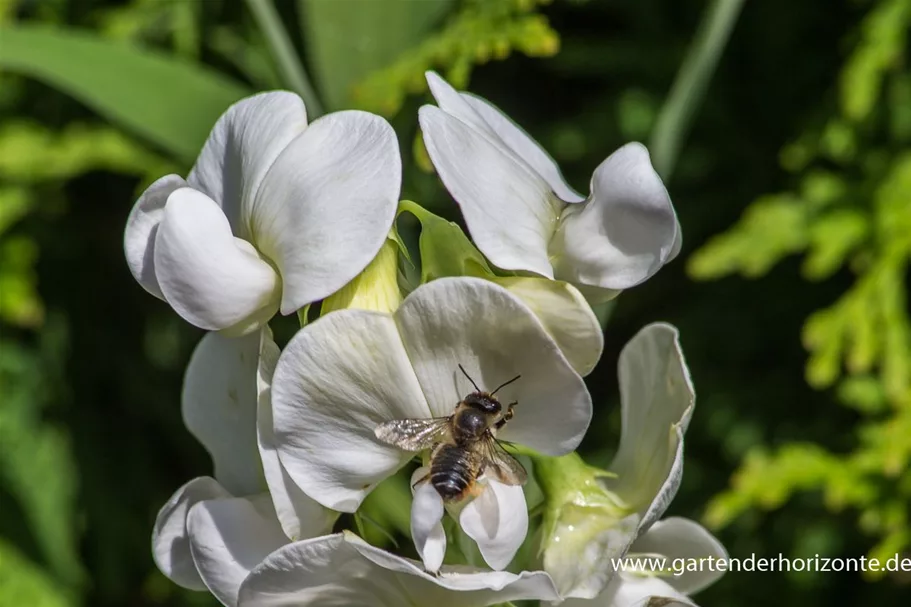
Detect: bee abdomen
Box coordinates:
(430, 444, 474, 501)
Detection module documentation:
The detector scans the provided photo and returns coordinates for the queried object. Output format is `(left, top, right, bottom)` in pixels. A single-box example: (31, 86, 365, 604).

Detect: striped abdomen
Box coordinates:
(430, 443, 477, 501)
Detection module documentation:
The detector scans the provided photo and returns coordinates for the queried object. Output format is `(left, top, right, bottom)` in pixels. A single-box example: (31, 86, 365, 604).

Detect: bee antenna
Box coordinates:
(458, 364, 481, 392)
(491, 374, 521, 396)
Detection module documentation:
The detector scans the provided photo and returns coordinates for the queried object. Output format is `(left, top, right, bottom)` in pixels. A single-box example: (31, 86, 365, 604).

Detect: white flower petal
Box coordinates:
(238, 532, 561, 607)
(607, 323, 694, 520)
(123, 174, 187, 299)
(411, 470, 447, 572)
(187, 91, 308, 237)
(639, 424, 687, 533)
(251, 110, 401, 314)
(154, 187, 281, 333)
(562, 574, 696, 607)
(187, 493, 288, 607)
(152, 476, 230, 591)
(424, 72, 581, 203)
(394, 277, 592, 455)
(182, 331, 262, 496)
(271, 310, 431, 512)
(495, 277, 603, 376)
(552, 143, 678, 290)
(630, 517, 727, 595)
(602, 574, 696, 607)
(256, 327, 336, 540)
(425, 71, 493, 135)
(459, 94, 584, 204)
(419, 105, 558, 278)
(460, 480, 528, 571)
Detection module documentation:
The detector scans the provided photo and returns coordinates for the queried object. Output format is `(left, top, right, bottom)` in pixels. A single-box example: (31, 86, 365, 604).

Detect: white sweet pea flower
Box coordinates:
(125, 92, 401, 335)
(152, 328, 334, 604)
(271, 277, 593, 572)
(539, 323, 712, 599)
(561, 518, 727, 607)
(418, 72, 680, 301)
(237, 531, 561, 606)
(400, 200, 604, 376)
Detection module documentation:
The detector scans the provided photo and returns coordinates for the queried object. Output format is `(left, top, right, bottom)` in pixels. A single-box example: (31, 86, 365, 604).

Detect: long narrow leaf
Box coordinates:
(649, 0, 745, 179)
(298, 0, 453, 111)
(0, 25, 252, 162)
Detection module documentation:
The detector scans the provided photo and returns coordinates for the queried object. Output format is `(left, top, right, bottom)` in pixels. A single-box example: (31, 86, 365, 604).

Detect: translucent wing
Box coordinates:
(479, 434, 527, 485)
(374, 417, 451, 451)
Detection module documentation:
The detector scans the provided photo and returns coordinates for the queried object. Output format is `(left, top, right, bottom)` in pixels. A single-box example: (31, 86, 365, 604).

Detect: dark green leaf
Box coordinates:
(0, 25, 252, 162)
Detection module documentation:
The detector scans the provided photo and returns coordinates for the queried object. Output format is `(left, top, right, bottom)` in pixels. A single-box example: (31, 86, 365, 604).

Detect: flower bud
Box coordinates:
(536, 452, 639, 599)
(320, 236, 403, 315)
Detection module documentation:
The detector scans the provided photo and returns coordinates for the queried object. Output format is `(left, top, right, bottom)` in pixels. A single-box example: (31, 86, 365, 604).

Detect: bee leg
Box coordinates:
(411, 472, 430, 491)
(495, 402, 517, 430)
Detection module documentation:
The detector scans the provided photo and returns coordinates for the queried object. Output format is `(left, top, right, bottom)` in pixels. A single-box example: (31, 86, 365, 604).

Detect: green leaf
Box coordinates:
(649, 0, 745, 178)
(0, 539, 74, 607)
(298, 0, 453, 111)
(398, 200, 491, 282)
(0, 25, 252, 162)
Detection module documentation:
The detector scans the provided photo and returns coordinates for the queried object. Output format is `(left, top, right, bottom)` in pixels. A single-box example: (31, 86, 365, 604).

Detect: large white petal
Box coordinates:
(425, 71, 582, 203)
(152, 476, 230, 591)
(123, 174, 187, 299)
(562, 574, 696, 607)
(458, 97, 584, 204)
(552, 143, 678, 290)
(495, 277, 603, 376)
(394, 277, 592, 455)
(419, 105, 558, 278)
(187, 91, 308, 238)
(411, 469, 447, 573)
(187, 494, 288, 607)
(460, 480, 528, 571)
(256, 327, 336, 540)
(251, 110, 400, 314)
(238, 532, 561, 607)
(630, 517, 727, 595)
(154, 187, 281, 334)
(606, 323, 694, 522)
(271, 310, 431, 512)
(639, 424, 687, 533)
(183, 331, 262, 496)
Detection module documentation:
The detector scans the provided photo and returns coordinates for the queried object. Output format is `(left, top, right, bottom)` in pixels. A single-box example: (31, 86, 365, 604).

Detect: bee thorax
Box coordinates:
(452, 408, 489, 442)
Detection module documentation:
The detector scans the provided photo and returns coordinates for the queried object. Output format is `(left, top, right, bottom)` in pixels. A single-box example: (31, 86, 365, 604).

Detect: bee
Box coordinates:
(374, 365, 527, 502)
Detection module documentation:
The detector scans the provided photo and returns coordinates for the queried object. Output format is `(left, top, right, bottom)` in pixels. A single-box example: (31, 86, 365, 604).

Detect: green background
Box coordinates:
(1, 0, 910, 605)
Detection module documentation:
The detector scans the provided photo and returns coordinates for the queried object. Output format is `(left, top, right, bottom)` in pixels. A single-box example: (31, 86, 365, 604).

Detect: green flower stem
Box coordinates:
(245, 0, 324, 116)
(649, 0, 745, 178)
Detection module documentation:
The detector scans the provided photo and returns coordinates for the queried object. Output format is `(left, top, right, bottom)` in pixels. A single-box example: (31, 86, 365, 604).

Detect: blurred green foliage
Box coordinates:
(1, 0, 910, 606)
(690, 0, 911, 576)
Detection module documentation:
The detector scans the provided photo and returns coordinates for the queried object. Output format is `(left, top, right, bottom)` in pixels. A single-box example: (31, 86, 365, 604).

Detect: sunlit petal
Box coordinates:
(460, 480, 528, 571)
(394, 277, 592, 455)
(123, 174, 187, 299)
(151, 476, 230, 591)
(252, 110, 400, 314)
(419, 105, 558, 278)
(256, 327, 336, 540)
(188, 91, 308, 237)
(271, 310, 431, 512)
(154, 187, 281, 333)
(552, 143, 678, 290)
(606, 323, 694, 524)
(187, 494, 288, 607)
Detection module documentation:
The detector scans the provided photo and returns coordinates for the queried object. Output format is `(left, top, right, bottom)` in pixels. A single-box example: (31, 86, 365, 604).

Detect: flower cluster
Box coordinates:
(128, 73, 725, 606)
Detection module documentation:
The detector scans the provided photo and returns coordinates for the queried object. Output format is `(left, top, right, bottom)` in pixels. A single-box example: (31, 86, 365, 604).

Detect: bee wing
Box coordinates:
(480, 435, 527, 486)
(374, 417, 451, 451)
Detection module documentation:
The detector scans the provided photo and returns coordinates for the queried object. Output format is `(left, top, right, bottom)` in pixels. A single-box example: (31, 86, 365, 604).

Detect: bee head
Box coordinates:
(463, 392, 502, 415)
